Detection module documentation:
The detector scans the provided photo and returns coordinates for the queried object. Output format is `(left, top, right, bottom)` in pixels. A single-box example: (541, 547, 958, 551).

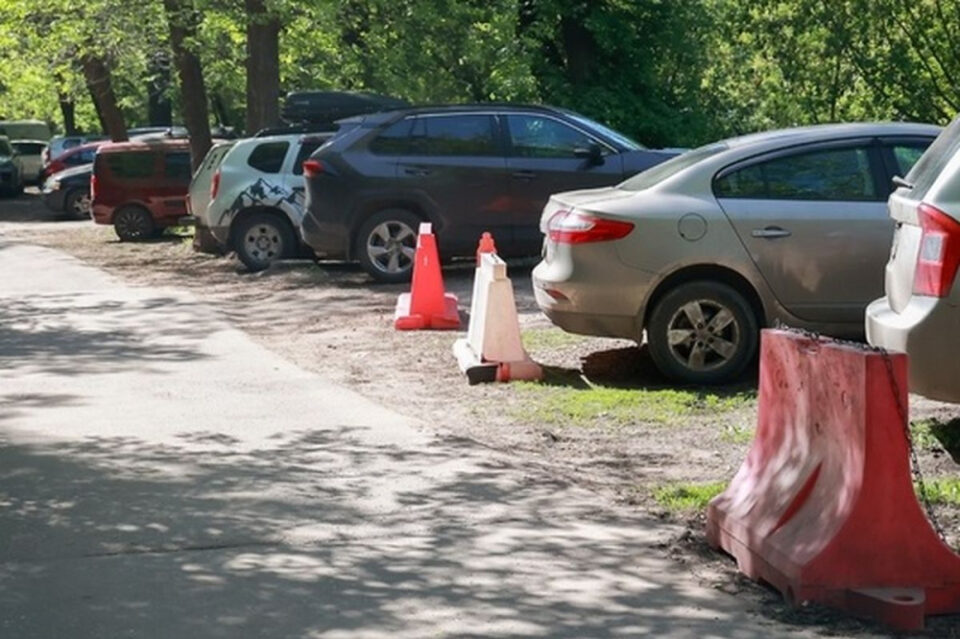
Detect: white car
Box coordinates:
(867, 115, 960, 402)
(189, 131, 331, 270)
(11, 139, 46, 184)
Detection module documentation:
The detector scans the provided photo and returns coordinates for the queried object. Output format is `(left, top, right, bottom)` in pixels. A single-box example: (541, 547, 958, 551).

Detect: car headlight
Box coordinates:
(43, 178, 61, 192)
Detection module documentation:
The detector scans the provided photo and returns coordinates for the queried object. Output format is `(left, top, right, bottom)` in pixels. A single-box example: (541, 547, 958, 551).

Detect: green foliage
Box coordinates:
(1, 0, 958, 140)
(917, 478, 960, 506)
(653, 481, 727, 512)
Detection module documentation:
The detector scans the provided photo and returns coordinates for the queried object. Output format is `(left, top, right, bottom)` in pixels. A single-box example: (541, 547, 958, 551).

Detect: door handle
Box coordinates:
(512, 170, 537, 180)
(751, 226, 792, 239)
(402, 167, 431, 177)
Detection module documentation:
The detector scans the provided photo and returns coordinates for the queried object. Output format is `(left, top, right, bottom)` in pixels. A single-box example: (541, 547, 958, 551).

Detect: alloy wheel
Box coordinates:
(665, 299, 741, 372)
(366, 220, 417, 275)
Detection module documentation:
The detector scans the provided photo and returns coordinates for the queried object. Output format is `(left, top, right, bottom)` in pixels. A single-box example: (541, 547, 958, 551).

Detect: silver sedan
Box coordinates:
(533, 122, 940, 384)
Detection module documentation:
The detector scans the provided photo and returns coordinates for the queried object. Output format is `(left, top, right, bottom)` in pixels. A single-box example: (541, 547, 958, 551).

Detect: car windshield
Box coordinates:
(619, 142, 728, 191)
(564, 113, 644, 150)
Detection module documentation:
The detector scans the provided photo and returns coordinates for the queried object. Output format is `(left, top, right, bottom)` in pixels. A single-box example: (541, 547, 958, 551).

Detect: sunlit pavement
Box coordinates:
(0, 239, 837, 638)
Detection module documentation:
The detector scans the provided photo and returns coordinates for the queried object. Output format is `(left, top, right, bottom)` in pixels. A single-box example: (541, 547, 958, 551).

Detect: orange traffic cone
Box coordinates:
(394, 223, 460, 330)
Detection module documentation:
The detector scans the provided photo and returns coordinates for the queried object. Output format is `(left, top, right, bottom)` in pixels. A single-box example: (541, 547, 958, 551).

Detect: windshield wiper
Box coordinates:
(892, 175, 914, 189)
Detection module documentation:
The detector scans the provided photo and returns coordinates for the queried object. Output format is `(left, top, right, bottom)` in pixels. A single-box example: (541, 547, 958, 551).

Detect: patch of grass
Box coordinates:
(521, 327, 587, 352)
(910, 419, 942, 451)
(653, 481, 727, 512)
(911, 418, 960, 462)
(917, 478, 960, 506)
(513, 383, 755, 427)
(721, 422, 755, 444)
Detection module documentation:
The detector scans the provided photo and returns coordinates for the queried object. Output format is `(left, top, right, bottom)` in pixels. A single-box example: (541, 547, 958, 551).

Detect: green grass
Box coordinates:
(653, 481, 728, 512)
(917, 478, 960, 506)
(513, 383, 755, 427)
(721, 422, 755, 444)
(521, 327, 588, 352)
(910, 419, 943, 451)
(910, 418, 960, 461)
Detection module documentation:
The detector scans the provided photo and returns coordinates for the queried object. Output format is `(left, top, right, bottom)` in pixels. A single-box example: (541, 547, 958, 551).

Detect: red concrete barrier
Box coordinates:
(706, 329, 960, 631)
(394, 223, 460, 331)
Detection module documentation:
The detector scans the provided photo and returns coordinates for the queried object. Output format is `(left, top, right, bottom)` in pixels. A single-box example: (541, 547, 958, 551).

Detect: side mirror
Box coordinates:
(574, 143, 604, 166)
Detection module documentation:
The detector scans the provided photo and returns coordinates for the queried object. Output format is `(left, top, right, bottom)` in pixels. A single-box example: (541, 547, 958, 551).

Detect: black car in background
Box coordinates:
(300, 104, 680, 282)
(42, 163, 92, 218)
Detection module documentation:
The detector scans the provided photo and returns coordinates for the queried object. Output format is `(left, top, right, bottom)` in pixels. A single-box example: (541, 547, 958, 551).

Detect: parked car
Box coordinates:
(11, 139, 46, 184)
(867, 116, 960, 402)
(44, 135, 107, 164)
(532, 122, 939, 384)
(42, 163, 92, 218)
(0, 136, 24, 196)
(91, 139, 192, 241)
(0, 119, 51, 142)
(40, 141, 106, 183)
(300, 104, 680, 282)
(190, 131, 330, 270)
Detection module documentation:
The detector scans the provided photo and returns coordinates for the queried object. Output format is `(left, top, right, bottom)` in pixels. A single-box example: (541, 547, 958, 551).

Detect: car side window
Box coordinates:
(292, 139, 326, 175)
(891, 144, 927, 176)
(248, 141, 289, 173)
(506, 114, 598, 158)
(105, 152, 155, 179)
(715, 147, 877, 201)
(369, 119, 413, 155)
(409, 115, 499, 156)
(164, 151, 192, 182)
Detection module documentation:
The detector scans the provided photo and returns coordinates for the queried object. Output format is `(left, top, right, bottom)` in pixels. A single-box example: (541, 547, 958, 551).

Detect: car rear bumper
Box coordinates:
(300, 208, 350, 258)
(866, 295, 960, 402)
(531, 243, 653, 340)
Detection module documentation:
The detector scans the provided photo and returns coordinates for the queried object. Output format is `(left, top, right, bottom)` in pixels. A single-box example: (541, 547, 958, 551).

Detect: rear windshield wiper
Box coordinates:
(892, 175, 914, 189)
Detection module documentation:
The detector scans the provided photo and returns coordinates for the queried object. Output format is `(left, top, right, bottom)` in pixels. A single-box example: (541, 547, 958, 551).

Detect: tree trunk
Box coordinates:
(82, 56, 129, 141)
(164, 0, 212, 171)
(58, 93, 77, 136)
(148, 52, 173, 127)
(245, 0, 281, 134)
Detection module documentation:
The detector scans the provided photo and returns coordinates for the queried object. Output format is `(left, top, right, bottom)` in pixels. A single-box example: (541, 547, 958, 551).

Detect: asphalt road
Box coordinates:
(0, 236, 835, 638)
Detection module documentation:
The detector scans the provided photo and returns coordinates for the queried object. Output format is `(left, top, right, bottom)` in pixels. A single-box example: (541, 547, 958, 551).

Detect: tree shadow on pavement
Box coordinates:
(0, 424, 922, 639)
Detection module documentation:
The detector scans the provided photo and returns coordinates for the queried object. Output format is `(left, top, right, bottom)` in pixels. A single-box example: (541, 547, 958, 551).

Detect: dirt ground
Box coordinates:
(5, 191, 960, 636)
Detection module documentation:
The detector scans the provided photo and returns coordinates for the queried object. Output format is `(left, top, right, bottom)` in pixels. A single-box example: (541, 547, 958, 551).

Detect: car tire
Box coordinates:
(64, 189, 92, 219)
(356, 209, 421, 283)
(113, 206, 156, 242)
(647, 281, 758, 385)
(234, 211, 295, 271)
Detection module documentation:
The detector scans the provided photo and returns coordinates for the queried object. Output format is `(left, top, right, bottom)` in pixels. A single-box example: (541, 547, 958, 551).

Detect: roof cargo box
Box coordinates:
(281, 91, 408, 126)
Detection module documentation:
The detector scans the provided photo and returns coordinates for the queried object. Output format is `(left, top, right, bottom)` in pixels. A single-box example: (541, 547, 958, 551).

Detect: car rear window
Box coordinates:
(105, 151, 155, 179)
(248, 141, 289, 173)
(13, 142, 44, 155)
(905, 116, 960, 199)
(620, 142, 727, 191)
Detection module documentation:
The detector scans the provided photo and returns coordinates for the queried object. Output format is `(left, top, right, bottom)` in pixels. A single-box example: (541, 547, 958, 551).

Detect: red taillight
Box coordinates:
(303, 159, 324, 178)
(90, 174, 97, 200)
(547, 210, 634, 244)
(210, 169, 221, 200)
(914, 203, 960, 297)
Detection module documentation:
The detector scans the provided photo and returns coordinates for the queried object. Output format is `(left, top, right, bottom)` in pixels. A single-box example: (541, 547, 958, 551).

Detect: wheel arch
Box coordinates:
(642, 264, 767, 332)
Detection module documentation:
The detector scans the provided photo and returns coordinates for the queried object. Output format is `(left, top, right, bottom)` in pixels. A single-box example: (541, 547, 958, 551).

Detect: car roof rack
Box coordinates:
(253, 123, 338, 138)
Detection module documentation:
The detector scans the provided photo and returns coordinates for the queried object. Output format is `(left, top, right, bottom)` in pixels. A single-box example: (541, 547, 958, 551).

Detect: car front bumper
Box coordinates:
(866, 294, 960, 403)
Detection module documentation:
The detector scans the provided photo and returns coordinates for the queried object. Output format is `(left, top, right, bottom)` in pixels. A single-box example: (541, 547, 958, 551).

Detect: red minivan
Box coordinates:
(91, 140, 192, 241)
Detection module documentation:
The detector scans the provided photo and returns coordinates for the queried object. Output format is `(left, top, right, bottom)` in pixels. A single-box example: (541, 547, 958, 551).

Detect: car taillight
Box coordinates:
(90, 174, 97, 200)
(303, 159, 324, 178)
(914, 202, 960, 297)
(547, 210, 634, 244)
(210, 169, 221, 199)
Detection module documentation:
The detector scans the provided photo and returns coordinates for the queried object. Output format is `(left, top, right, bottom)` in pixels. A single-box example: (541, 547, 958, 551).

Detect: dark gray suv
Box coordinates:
(300, 104, 679, 282)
